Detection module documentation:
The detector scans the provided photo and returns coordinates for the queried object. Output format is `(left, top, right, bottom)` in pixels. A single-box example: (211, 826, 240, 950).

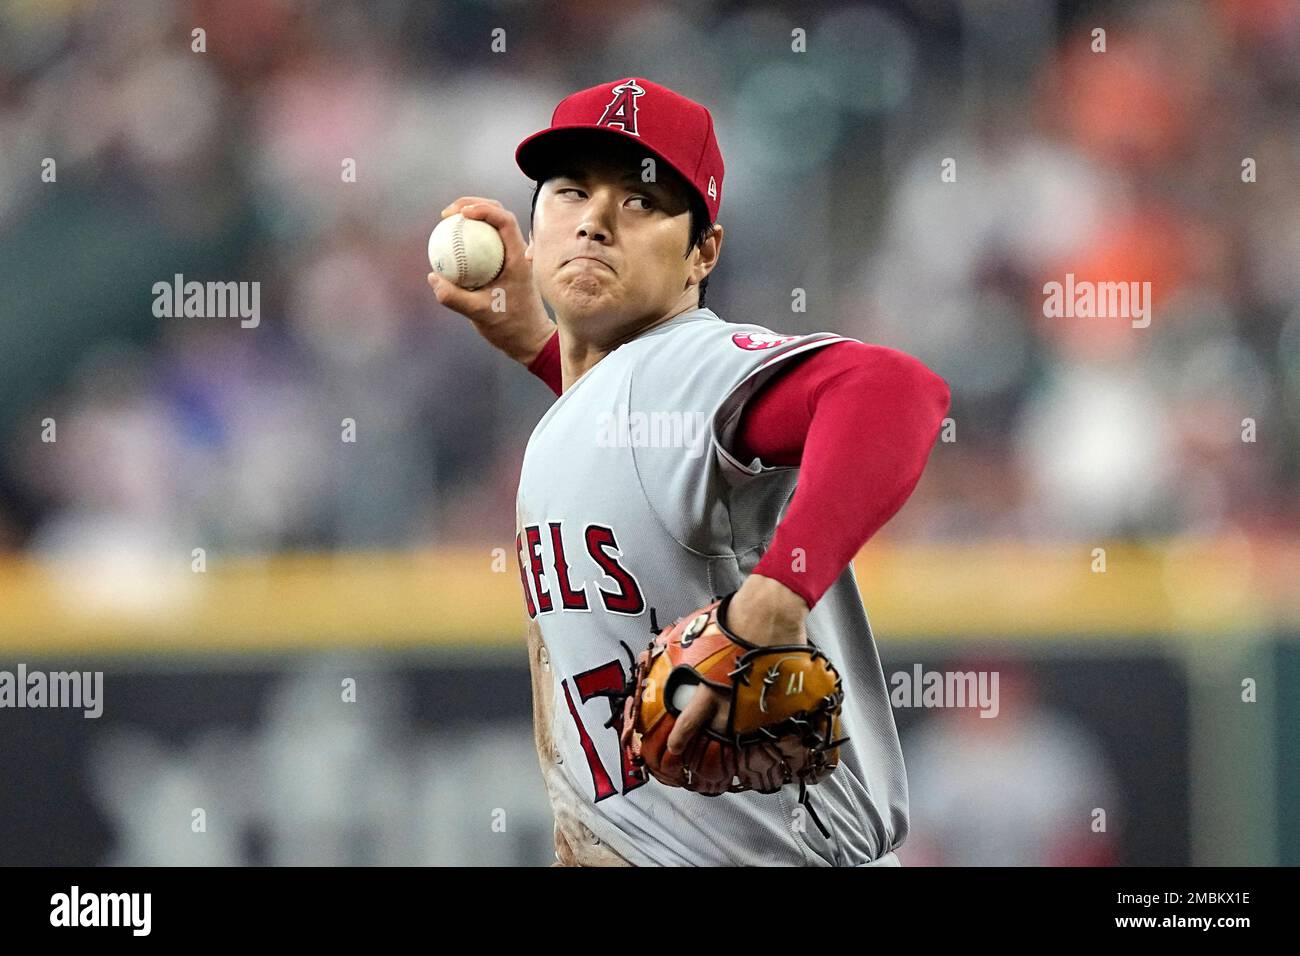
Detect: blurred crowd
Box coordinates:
(1, 0, 1298, 562)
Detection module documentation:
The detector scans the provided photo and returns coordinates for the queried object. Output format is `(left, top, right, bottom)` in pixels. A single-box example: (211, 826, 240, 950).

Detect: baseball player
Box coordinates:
(429, 78, 951, 866)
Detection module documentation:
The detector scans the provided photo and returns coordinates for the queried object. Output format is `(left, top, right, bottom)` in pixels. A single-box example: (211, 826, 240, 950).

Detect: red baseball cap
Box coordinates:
(515, 77, 725, 220)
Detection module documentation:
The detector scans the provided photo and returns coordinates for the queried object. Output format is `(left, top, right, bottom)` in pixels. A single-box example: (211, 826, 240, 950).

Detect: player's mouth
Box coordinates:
(563, 255, 615, 273)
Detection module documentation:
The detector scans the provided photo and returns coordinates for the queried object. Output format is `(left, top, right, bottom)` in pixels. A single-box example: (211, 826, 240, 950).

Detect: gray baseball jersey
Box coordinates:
(515, 306, 908, 866)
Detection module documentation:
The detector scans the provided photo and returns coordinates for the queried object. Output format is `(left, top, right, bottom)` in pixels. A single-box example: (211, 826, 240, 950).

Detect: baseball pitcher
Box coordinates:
(429, 77, 951, 866)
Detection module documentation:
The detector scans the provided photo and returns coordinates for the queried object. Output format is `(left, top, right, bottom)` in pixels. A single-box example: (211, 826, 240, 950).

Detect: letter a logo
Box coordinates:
(598, 79, 645, 136)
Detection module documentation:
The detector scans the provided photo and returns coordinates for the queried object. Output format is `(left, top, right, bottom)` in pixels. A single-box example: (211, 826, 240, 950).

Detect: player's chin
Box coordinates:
(558, 269, 615, 291)
(554, 280, 618, 314)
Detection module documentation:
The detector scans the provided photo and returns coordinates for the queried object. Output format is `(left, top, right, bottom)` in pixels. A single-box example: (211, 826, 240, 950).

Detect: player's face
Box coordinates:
(526, 146, 718, 343)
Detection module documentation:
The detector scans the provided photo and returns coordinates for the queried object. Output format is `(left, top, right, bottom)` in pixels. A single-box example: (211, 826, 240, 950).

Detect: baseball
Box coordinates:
(428, 213, 506, 290)
(672, 681, 699, 713)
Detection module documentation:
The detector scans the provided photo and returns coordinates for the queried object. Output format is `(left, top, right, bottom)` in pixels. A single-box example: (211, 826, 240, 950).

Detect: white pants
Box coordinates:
(858, 850, 901, 867)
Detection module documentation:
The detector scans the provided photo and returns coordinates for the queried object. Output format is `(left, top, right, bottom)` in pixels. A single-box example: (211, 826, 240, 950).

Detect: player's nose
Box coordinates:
(575, 191, 619, 243)
(576, 212, 614, 243)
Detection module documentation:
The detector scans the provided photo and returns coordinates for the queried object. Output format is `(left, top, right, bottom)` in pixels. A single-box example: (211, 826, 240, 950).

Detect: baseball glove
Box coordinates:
(611, 591, 847, 837)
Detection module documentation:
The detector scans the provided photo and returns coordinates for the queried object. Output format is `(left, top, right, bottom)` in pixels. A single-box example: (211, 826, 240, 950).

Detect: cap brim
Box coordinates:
(515, 125, 691, 194)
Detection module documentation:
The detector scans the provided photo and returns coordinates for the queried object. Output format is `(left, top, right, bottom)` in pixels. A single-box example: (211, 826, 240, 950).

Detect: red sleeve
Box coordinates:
(732, 341, 951, 609)
(527, 329, 562, 397)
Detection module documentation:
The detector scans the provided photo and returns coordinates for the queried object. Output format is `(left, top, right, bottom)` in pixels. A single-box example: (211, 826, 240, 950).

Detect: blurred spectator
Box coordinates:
(0, 0, 1297, 562)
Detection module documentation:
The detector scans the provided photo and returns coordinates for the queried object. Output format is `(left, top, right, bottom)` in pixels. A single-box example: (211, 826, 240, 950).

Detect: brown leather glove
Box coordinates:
(615, 592, 847, 837)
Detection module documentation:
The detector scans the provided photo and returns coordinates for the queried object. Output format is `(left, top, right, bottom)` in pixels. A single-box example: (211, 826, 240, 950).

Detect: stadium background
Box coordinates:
(1, 0, 1297, 865)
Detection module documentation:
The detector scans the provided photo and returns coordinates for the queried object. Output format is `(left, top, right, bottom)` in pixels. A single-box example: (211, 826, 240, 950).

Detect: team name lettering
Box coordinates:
(515, 521, 645, 619)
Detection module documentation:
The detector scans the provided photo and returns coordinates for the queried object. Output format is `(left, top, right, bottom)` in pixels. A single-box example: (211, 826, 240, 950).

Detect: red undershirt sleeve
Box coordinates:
(527, 329, 563, 396)
(731, 340, 951, 609)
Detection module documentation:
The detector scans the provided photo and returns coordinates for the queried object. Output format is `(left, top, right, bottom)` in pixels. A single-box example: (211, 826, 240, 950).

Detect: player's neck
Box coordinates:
(558, 299, 702, 391)
(558, 335, 610, 392)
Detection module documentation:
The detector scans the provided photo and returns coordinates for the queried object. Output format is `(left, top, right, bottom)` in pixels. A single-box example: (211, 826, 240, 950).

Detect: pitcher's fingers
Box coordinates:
(667, 686, 718, 755)
(440, 196, 504, 218)
(459, 203, 527, 264)
(427, 272, 483, 312)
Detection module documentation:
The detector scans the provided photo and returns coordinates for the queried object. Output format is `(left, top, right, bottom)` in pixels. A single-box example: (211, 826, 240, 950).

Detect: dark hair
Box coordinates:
(529, 180, 715, 307)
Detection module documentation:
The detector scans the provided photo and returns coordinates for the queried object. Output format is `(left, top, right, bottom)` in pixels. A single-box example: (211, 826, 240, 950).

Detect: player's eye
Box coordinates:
(556, 187, 585, 198)
(627, 195, 653, 210)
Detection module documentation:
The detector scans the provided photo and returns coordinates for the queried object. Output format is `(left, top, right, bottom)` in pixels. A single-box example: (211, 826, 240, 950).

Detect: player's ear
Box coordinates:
(525, 230, 534, 262)
(692, 222, 722, 280)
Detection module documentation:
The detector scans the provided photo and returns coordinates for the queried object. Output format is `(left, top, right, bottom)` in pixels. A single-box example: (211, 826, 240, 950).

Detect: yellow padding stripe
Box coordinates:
(0, 535, 1293, 655)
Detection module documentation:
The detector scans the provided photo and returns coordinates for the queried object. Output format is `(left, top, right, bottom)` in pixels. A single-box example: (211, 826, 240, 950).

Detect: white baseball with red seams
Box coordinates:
(427, 213, 505, 290)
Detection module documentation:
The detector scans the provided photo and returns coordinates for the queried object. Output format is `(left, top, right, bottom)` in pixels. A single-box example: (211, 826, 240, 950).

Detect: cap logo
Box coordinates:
(708, 175, 717, 200)
(597, 79, 645, 136)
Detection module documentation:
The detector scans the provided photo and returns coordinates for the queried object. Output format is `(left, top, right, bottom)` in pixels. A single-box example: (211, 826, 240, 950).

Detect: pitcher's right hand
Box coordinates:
(429, 197, 555, 367)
